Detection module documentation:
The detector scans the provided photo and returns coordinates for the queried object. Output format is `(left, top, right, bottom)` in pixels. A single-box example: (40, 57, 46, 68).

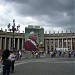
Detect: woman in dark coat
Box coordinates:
(2, 49, 11, 75)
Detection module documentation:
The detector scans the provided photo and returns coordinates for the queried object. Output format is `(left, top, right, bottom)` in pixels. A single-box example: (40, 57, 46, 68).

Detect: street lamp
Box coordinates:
(7, 19, 20, 51)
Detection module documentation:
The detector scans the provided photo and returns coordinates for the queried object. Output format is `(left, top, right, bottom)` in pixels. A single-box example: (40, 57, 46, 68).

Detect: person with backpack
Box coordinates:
(1, 49, 11, 75)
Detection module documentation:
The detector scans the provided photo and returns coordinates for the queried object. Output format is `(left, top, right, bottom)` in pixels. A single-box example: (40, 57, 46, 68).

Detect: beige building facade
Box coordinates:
(0, 31, 25, 51)
(44, 32, 75, 51)
(0, 30, 75, 51)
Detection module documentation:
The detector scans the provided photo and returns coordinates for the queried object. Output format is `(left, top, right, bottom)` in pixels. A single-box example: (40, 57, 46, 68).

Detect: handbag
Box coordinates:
(3, 59, 11, 66)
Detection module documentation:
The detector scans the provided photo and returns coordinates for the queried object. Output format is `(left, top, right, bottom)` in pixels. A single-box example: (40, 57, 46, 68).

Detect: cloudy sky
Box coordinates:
(0, 0, 74, 33)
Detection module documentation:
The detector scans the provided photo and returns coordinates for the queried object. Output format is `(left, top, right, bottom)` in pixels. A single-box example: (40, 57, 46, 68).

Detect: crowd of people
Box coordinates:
(0, 49, 75, 75)
(45, 49, 75, 58)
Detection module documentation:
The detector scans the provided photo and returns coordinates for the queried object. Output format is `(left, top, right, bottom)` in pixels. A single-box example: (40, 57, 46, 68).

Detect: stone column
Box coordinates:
(4, 37, 6, 50)
(62, 38, 63, 48)
(66, 38, 68, 48)
(54, 39, 55, 50)
(22, 38, 24, 50)
(58, 39, 59, 48)
(49, 39, 51, 50)
(44, 39, 47, 57)
(14, 38, 15, 48)
(45, 39, 47, 52)
(0, 37, 2, 50)
(9, 38, 11, 50)
(71, 38, 72, 50)
(17, 38, 19, 50)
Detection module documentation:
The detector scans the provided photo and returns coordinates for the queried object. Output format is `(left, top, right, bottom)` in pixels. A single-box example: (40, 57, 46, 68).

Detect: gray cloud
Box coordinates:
(1, 0, 75, 32)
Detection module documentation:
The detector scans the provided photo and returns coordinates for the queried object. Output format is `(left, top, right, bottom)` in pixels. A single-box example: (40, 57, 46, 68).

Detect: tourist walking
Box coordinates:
(19, 50, 22, 58)
(1, 49, 11, 75)
(9, 51, 16, 73)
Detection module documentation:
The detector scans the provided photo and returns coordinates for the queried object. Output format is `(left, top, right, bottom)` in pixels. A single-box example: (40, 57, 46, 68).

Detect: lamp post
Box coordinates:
(7, 19, 20, 51)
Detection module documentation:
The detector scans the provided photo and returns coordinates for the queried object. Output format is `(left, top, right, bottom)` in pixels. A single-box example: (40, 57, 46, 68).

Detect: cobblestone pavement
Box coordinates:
(0, 58, 75, 75)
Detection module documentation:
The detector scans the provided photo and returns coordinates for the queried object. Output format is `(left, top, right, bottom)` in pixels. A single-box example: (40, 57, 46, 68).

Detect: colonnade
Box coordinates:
(0, 31, 75, 52)
(0, 37, 25, 51)
(44, 38, 74, 51)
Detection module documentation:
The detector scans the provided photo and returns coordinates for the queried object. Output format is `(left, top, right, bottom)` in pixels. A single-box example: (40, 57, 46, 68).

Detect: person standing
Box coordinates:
(1, 49, 11, 75)
(19, 50, 22, 58)
(73, 50, 75, 58)
(9, 51, 16, 73)
(68, 51, 71, 58)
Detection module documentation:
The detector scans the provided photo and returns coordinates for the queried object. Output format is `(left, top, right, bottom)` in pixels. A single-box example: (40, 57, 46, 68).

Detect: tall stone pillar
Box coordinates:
(66, 38, 68, 48)
(58, 39, 59, 48)
(0, 37, 2, 50)
(17, 38, 19, 50)
(9, 38, 11, 50)
(45, 39, 47, 51)
(71, 38, 72, 50)
(14, 38, 15, 48)
(4, 37, 6, 50)
(22, 38, 24, 50)
(54, 39, 55, 50)
(62, 38, 63, 48)
(49, 39, 51, 50)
